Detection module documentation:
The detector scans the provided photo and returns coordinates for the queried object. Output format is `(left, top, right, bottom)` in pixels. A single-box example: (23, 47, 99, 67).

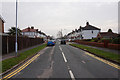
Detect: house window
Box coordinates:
(81, 35, 83, 39)
(92, 31, 93, 34)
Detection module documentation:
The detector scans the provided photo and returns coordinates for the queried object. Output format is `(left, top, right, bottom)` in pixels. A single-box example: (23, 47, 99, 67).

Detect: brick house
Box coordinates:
(0, 15, 5, 33)
(97, 31, 118, 39)
(21, 26, 39, 38)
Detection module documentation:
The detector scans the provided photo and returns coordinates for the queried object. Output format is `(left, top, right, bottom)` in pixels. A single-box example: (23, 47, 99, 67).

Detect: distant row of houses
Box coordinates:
(66, 22, 118, 40)
(21, 26, 47, 38)
(0, 15, 48, 40)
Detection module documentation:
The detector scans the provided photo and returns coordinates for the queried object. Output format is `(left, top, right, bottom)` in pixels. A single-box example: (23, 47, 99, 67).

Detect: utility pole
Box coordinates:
(15, 0, 18, 56)
(61, 29, 63, 38)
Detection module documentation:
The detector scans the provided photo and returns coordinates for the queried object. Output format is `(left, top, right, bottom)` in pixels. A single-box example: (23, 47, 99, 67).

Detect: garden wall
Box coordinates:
(74, 40, 120, 50)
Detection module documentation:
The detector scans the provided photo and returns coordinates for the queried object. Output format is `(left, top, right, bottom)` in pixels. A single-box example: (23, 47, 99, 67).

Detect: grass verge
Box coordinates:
(70, 44, 120, 64)
(2, 44, 47, 73)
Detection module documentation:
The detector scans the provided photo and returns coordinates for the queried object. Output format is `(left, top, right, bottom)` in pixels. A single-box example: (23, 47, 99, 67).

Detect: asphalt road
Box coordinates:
(6, 41, 120, 80)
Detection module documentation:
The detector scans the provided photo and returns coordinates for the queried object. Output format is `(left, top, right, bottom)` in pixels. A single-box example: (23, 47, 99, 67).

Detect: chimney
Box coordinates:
(36, 29, 38, 32)
(80, 26, 82, 29)
(28, 27, 30, 31)
(86, 22, 89, 26)
(79, 26, 82, 31)
(31, 26, 34, 29)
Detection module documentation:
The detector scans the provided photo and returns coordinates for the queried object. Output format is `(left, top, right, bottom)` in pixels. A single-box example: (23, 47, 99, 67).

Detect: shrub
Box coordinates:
(98, 40, 102, 43)
(90, 38, 98, 42)
(81, 39, 91, 41)
(112, 38, 120, 44)
(101, 38, 112, 43)
(91, 39, 95, 42)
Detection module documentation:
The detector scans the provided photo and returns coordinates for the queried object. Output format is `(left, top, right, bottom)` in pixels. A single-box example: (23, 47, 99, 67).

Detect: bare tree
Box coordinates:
(57, 30, 63, 38)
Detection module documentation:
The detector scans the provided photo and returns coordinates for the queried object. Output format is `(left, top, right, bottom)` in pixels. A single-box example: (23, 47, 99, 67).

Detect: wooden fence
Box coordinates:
(2, 35, 44, 55)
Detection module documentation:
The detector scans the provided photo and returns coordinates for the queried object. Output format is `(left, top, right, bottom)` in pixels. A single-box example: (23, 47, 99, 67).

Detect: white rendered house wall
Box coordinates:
(82, 30, 100, 39)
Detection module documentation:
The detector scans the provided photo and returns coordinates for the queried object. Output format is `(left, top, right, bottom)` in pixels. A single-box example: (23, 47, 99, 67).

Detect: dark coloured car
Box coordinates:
(61, 40, 66, 44)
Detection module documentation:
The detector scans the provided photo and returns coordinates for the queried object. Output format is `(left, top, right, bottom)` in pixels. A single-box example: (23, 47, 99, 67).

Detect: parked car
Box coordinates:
(61, 40, 66, 44)
(47, 40, 55, 46)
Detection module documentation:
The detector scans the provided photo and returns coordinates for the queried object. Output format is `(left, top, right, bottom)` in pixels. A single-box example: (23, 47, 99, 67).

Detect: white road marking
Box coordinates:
(67, 65, 70, 70)
(59, 46, 62, 51)
(62, 52, 67, 62)
(59, 46, 67, 62)
(81, 60, 86, 64)
(59, 46, 75, 80)
(69, 70, 75, 80)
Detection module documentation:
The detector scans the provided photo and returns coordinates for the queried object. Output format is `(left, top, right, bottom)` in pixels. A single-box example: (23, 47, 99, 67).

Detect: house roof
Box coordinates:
(38, 31, 47, 36)
(99, 32, 118, 37)
(22, 27, 38, 32)
(0, 15, 5, 23)
(83, 22, 100, 30)
(67, 32, 72, 36)
(83, 25, 100, 30)
(78, 22, 100, 31)
(78, 26, 83, 31)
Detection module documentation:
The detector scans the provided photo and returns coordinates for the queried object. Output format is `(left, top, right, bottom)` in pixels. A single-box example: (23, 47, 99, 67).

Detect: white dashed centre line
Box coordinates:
(59, 46, 76, 80)
(69, 70, 75, 80)
(62, 52, 67, 62)
(59, 46, 62, 51)
(82, 60, 86, 64)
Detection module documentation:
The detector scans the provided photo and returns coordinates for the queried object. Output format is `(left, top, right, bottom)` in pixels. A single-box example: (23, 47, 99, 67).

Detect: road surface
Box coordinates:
(3, 41, 120, 80)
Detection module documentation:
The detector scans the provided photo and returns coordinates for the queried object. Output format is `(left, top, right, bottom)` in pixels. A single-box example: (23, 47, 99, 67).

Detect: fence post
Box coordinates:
(7, 36, 9, 54)
(104, 40, 109, 48)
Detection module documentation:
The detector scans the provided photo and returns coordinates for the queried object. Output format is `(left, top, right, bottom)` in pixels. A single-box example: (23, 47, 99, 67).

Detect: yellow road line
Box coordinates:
(3, 54, 38, 79)
(85, 52, 120, 70)
(3, 57, 36, 79)
(7, 56, 38, 79)
(5, 54, 39, 79)
(2, 53, 40, 79)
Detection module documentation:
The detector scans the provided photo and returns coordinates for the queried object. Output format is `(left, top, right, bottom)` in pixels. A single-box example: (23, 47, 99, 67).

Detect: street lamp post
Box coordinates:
(15, 0, 18, 56)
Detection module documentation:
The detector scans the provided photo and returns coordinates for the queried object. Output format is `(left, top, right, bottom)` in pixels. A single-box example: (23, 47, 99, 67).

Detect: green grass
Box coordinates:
(2, 44, 47, 73)
(70, 44, 120, 63)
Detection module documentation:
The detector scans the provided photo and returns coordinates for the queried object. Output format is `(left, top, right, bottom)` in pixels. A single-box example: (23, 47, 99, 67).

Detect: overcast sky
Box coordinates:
(1, 0, 119, 37)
